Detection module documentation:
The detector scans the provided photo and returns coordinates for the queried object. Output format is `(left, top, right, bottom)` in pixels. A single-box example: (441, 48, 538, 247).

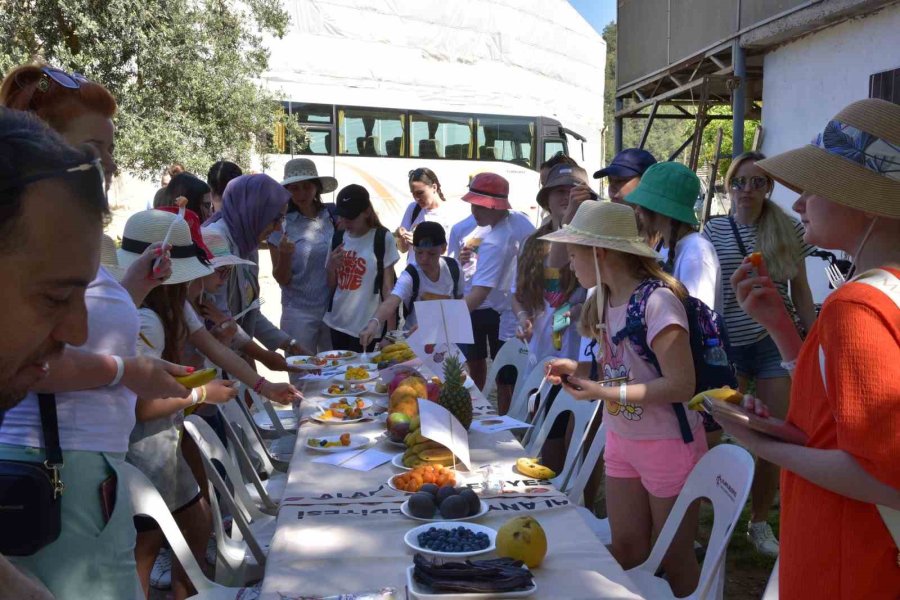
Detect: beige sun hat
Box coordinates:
(757, 98, 900, 219)
(281, 158, 338, 193)
(539, 200, 659, 259)
(99, 234, 127, 281)
(117, 210, 213, 285)
(201, 229, 256, 268)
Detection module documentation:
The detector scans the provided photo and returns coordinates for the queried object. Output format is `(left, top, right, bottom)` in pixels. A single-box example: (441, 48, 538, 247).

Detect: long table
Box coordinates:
(259, 364, 641, 599)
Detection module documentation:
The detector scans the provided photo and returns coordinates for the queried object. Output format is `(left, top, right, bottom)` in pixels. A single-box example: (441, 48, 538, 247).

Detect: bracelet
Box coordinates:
(190, 387, 201, 406)
(779, 359, 797, 374)
(367, 317, 381, 329)
(199, 385, 207, 404)
(619, 382, 627, 404)
(108, 355, 125, 387)
(253, 376, 267, 394)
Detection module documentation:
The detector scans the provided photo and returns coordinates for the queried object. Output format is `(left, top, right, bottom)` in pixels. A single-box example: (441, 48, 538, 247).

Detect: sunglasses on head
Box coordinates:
(39, 66, 90, 90)
(729, 176, 769, 192)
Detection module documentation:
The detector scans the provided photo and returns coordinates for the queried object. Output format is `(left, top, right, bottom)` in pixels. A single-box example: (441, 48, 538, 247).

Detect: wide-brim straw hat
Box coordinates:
(539, 200, 659, 259)
(757, 98, 900, 219)
(201, 229, 256, 268)
(281, 158, 338, 193)
(99, 234, 127, 281)
(117, 209, 213, 285)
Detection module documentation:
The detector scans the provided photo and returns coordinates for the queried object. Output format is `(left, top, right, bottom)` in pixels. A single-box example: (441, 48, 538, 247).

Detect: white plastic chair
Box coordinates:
(566, 422, 611, 545)
(224, 394, 294, 467)
(118, 461, 262, 599)
(624, 444, 755, 600)
(507, 357, 553, 424)
(245, 386, 297, 437)
(762, 557, 779, 600)
(482, 338, 530, 400)
(523, 391, 601, 490)
(184, 416, 277, 587)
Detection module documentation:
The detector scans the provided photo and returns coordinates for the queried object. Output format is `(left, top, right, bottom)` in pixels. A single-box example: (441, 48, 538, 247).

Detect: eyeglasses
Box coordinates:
(0, 158, 106, 200)
(39, 67, 89, 90)
(729, 176, 769, 192)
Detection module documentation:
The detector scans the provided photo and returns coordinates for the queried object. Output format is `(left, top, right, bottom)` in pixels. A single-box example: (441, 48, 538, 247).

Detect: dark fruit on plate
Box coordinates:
(458, 488, 481, 515)
(408, 493, 436, 519)
(419, 483, 439, 498)
(439, 495, 469, 520)
(435, 485, 458, 505)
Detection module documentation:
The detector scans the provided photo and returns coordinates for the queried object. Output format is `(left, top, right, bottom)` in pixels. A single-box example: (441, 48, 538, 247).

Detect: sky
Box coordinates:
(568, 0, 616, 35)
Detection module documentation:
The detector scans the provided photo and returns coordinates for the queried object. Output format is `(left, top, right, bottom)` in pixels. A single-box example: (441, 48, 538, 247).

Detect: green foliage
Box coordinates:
(0, 0, 306, 176)
(682, 106, 760, 178)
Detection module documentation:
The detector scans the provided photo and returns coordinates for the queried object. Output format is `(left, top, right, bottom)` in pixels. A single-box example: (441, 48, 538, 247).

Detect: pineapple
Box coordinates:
(438, 354, 473, 429)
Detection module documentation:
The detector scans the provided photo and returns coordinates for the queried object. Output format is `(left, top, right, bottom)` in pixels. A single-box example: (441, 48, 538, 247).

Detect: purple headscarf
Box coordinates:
(207, 174, 290, 258)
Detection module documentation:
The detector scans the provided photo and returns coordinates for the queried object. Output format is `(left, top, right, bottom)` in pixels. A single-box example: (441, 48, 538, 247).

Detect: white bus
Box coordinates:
(268, 102, 587, 229)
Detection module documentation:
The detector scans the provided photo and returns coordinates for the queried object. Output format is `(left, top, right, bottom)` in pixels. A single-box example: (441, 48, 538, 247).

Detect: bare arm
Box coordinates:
(790, 260, 817, 332)
(270, 244, 293, 287)
(0, 555, 53, 600)
(382, 267, 398, 332)
(465, 285, 491, 312)
(359, 294, 403, 348)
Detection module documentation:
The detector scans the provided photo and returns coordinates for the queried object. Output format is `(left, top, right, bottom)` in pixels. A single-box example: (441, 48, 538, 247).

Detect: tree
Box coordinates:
(0, 0, 305, 176)
(683, 105, 760, 178)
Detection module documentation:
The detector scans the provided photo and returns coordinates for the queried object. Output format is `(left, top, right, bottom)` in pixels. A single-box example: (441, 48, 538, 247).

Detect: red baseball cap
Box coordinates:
(156, 206, 213, 260)
(462, 172, 511, 210)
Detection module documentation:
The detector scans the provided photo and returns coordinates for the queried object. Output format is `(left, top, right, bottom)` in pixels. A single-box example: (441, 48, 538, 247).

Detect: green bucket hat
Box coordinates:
(625, 162, 700, 226)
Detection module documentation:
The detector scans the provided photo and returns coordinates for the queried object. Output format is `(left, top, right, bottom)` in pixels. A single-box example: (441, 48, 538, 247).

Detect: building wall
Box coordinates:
(759, 2, 900, 302)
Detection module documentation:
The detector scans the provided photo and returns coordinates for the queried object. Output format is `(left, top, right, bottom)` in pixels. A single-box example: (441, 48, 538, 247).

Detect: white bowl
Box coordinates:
(401, 498, 489, 523)
(403, 522, 496, 558)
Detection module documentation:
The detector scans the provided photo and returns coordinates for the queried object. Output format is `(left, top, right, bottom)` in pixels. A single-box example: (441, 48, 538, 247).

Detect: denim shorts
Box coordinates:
(728, 334, 789, 379)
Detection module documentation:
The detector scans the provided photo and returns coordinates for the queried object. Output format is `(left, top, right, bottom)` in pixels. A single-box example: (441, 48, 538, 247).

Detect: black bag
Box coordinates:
(0, 393, 63, 556)
(401, 256, 462, 317)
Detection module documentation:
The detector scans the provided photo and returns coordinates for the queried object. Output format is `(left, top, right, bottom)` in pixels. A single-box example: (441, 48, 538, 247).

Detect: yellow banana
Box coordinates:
(174, 367, 218, 389)
(688, 386, 743, 411)
(516, 457, 556, 480)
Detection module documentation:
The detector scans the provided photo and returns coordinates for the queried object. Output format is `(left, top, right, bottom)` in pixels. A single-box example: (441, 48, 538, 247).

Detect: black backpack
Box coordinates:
(328, 226, 392, 310)
(609, 279, 737, 443)
(401, 257, 461, 318)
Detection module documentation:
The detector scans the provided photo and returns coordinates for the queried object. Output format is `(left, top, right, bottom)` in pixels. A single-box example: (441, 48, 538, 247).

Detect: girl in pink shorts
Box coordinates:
(542, 200, 707, 597)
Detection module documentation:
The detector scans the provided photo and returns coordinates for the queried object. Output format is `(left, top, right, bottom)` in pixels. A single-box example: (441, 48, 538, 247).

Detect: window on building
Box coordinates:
(475, 115, 536, 168)
(338, 107, 405, 157)
(410, 111, 473, 160)
(870, 68, 900, 104)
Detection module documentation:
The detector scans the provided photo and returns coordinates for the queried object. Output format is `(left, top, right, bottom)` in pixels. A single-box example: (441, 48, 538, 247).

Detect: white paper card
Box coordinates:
(468, 414, 533, 435)
(417, 398, 471, 469)
(311, 447, 394, 471)
(413, 299, 474, 345)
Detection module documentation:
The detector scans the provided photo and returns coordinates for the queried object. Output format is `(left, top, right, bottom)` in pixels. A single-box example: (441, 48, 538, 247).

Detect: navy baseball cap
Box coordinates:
(412, 221, 447, 248)
(335, 184, 371, 219)
(593, 148, 658, 180)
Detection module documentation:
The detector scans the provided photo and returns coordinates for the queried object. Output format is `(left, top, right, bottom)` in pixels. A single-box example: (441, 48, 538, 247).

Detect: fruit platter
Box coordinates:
(406, 555, 537, 598)
(323, 382, 368, 397)
(363, 381, 389, 396)
(404, 523, 496, 558)
(401, 484, 489, 522)
(312, 399, 369, 424)
(389, 464, 456, 493)
(333, 362, 378, 373)
(333, 367, 377, 383)
(287, 355, 333, 370)
(305, 433, 369, 453)
(316, 350, 358, 363)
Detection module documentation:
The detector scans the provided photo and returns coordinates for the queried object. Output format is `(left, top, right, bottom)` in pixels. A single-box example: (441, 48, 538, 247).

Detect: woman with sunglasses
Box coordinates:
(396, 168, 452, 266)
(702, 151, 817, 557)
(0, 64, 193, 599)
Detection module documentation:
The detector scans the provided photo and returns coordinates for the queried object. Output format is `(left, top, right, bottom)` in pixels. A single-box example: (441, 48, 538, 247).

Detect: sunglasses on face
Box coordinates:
(729, 176, 769, 192)
(0, 158, 106, 202)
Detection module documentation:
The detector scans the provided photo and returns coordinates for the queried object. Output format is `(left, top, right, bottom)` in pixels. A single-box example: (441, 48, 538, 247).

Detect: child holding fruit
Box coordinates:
(542, 201, 704, 597)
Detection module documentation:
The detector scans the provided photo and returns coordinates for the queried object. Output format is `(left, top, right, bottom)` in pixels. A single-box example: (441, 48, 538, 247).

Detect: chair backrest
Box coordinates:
(762, 557, 779, 600)
(220, 396, 287, 473)
(564, 422, 606, 504)
(638, 444, 755, 600)
(508, 356, 553, 425)
(479, 145, 496, 160)
(524, 391, 601, 487)
(418, 139, 442, 158)
(482, 338, 530, 401)
(184, 416, 269, 565)
(118, 461, 219, 594)
(217, 405, 279, 514)
(246, 387, 294, 436)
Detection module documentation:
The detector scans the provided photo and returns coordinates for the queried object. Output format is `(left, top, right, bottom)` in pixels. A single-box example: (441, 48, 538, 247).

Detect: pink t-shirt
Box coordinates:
(599, 286, 699, 440)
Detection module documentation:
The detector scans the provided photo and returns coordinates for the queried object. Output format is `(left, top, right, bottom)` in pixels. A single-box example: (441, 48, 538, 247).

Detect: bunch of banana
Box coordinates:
(374, 341, 416, 368)
(402, 420, 454, 467)
(515, 457, 556, 480)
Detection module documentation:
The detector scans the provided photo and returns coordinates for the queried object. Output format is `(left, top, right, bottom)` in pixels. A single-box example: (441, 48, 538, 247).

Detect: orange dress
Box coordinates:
(780, 268, 900, 599)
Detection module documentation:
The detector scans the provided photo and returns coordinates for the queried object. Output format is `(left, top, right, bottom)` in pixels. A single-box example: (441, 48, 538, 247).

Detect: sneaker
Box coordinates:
(748, 521, 779, 557)
(150, 548, 172, 590)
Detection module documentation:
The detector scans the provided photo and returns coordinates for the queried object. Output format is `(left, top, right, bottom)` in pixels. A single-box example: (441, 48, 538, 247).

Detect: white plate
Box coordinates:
(316, 350, 359, 362)
(362, 382, 389, 396)
(311, 411, 367, 425)
(403, 522, 496, 558)
(304, 434, 370, 453)
(401, 499, 490, 523)
(331, 370, 377, 384)
(388, 471, 459, 493)
(333, 362, 379, 372)
(317, 398, 373, 411)
(392, 452, 412, 470)
(405, 565, 536, 599)
(322, 383, 368, 397)
(286, 355, 328, 370)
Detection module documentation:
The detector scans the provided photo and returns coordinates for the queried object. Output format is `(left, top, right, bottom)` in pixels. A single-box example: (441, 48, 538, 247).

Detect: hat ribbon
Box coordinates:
(121, 237, 211, 266)
(812, 119, 900, 182)
(468, 186, 508, 200)
(564, 224, 645, 244)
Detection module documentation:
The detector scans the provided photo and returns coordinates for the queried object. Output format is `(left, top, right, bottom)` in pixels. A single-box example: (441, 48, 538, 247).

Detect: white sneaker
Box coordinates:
(150, 547, 172, 590)
(748, 521, 779, 557)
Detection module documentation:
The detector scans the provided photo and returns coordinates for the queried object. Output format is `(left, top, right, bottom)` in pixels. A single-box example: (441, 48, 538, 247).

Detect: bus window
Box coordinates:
(290, 102, 332, 123)
(299, 127, 332, 156)
(476, 115, 536, 168)
(410, 112, 473, 160)
(543, 139, 566, 163)
(338, 107, 405, 157)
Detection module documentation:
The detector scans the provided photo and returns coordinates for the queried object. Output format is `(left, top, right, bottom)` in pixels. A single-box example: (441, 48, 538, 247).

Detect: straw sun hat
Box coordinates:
(757, 98, 900, 219)
(99, 234, 126, 280)
(117, 209, 213, 285)
(539, 200, 659, 259)
(280, 158, 338, 192)
(201, 229, 255, 268)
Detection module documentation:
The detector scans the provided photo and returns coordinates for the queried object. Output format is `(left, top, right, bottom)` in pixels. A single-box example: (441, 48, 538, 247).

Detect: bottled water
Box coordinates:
(704, 338, 729, 366)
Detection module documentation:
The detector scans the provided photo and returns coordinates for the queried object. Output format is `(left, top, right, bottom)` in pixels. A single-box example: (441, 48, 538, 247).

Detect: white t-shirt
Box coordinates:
(497, 212, 537, 340)
(324, 228, 401, 337)
(471, 215, 521, 314)
(400, 201, 453, 266)
(658, 232, 721, 313)
(0, 267, 140, 453)
(391, 260, 457, 328)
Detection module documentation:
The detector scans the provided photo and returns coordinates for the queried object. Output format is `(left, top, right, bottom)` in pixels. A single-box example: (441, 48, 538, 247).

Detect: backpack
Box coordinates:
(610, 279, 737, 443)
(401, 257, 461, 318)
(328, 226, 391, 311)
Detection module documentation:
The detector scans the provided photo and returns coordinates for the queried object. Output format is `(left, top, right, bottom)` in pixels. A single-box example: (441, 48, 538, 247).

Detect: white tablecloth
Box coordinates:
(259, 365, 641, 600)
